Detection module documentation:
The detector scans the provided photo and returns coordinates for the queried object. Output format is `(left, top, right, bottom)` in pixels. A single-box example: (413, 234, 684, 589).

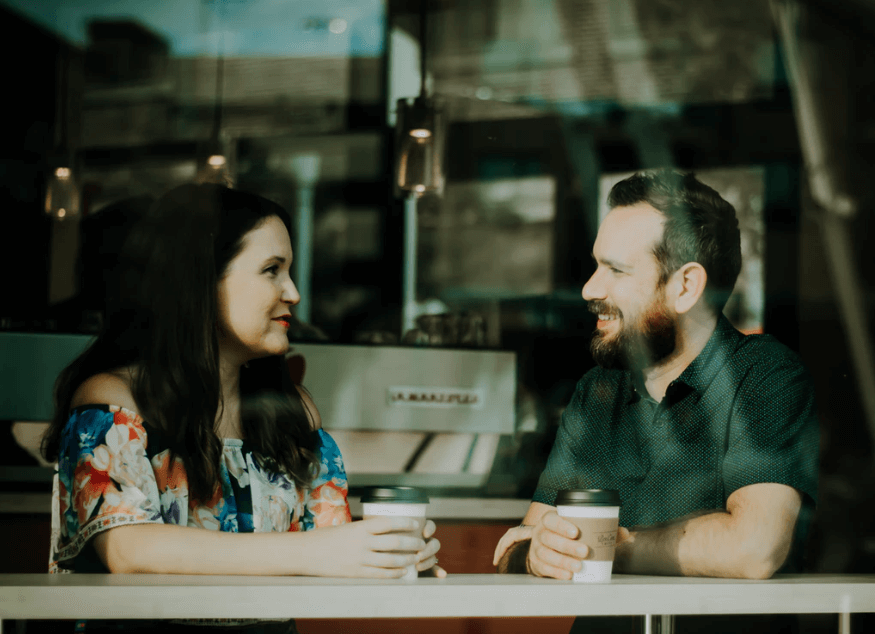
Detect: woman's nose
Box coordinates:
(283, 279, 301, 305)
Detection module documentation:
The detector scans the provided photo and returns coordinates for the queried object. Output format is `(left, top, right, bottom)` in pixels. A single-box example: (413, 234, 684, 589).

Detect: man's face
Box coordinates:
(582, 203, 678, 371)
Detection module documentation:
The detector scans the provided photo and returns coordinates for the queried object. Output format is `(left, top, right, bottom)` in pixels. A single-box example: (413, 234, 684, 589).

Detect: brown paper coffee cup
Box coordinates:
(555, 489, 621, 582)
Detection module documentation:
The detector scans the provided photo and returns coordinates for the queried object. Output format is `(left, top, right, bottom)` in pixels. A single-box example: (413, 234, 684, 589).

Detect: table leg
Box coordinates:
(642, 614, 675, 634)
(839, 612, 851, 634)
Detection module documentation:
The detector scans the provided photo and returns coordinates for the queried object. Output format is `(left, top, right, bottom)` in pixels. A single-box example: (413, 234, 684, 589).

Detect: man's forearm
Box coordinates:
(615, 509, 785, 579)
(497, 539, 531, 574)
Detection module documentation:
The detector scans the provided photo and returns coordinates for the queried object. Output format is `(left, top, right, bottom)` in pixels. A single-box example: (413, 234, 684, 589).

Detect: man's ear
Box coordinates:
(669, 263, 707, 314)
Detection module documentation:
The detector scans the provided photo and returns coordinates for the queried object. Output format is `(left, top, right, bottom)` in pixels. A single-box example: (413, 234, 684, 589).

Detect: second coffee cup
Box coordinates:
(555, 489, 621, 582)
(360, 486, 430, 581)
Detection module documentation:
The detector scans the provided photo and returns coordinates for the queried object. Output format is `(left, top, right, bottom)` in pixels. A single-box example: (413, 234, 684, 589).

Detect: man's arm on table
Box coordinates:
(494, 483, 802, 579)
(617, 482, 801, 579)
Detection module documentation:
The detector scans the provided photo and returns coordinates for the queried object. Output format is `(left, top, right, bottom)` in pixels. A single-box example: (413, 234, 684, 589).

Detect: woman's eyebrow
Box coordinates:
(262, 255, 288, 265)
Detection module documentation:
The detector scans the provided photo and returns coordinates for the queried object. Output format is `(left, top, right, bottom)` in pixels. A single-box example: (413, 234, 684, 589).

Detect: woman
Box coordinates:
(41, 184, 443, 631)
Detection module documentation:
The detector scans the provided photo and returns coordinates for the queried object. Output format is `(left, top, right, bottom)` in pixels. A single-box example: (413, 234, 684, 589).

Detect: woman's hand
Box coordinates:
(301, 517, 427, 578)
(416, 519, 446, 578)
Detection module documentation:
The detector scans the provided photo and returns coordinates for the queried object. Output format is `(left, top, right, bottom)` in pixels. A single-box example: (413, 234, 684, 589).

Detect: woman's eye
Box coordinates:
(264, 265, 279, 276)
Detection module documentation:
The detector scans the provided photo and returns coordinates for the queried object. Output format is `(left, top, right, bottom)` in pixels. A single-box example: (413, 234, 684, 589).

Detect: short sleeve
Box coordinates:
(722, 358, 820, 505)
(533, 376, 598, 506)
(301, 429, 352, 530)
(50, 406, 164, 572)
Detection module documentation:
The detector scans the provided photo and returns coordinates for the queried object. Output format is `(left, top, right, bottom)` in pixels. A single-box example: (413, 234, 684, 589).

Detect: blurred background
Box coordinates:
(0, 0, 874, 622)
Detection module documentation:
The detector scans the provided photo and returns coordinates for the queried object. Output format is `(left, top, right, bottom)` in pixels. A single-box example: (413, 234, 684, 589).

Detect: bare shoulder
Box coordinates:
(295, 385, 322, 430)
(71, 370, 139, 414)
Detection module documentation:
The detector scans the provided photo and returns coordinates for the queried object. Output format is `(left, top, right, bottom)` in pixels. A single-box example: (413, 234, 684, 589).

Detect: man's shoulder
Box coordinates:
(724, 332, 815, 398)
(733, 331, 807, 373)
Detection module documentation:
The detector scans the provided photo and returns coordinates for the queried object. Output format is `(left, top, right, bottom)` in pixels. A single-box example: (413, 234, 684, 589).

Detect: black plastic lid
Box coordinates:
(554, 489, 621, 507)
(359, 486, 430, 504)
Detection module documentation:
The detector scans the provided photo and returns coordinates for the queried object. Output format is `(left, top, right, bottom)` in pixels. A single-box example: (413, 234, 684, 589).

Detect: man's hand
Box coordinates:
(492, 525, 533, 568)
(526, 511, 591, 579)
(495, 502, 629, 577)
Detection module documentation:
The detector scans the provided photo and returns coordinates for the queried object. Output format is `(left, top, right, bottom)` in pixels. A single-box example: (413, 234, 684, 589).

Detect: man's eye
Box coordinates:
(609, 267, 624, 275)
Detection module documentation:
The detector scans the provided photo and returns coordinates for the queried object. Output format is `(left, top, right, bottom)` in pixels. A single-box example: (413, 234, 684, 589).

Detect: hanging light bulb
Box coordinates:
(395, 95, 445, 196)
(196, 41, 232, 186)
(45, 165, 81, 220)
(196, 146, 232, 186)
(46, 46, 81, 221)
(393, 0, 445, 198)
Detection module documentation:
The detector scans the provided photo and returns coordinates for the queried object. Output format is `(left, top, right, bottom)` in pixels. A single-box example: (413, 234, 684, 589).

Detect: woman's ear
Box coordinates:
(671, 263, 707, 314)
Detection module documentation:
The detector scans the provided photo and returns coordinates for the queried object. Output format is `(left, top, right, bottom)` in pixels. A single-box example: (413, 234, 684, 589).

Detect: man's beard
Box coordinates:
(588, 294, 677, 371)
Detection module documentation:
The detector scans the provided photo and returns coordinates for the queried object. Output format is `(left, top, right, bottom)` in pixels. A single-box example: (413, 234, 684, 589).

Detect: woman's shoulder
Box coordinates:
(71, 368, 140, 415)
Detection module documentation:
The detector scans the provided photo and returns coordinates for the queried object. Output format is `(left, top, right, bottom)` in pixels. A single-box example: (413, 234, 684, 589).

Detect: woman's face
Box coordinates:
(217, 216, 300, 363)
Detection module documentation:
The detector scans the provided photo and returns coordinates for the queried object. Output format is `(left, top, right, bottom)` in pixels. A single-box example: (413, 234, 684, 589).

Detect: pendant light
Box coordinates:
(45, 47, 80, 221)
(197, 39, 232, 186)
(394, 0, 445, 197)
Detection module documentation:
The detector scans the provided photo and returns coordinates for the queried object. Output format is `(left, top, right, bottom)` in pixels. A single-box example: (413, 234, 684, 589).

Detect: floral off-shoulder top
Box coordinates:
(49, 404, 352, 574)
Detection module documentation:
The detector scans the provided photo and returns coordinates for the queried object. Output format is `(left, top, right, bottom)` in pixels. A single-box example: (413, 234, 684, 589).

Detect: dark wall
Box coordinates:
(0, 5, 64, 325)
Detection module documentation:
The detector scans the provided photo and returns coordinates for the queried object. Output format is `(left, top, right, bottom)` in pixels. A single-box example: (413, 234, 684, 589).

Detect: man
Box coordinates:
(494, 169, 818, 630)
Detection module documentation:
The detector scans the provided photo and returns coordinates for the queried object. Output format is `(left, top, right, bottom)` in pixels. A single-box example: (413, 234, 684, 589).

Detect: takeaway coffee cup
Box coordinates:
(360, 486, 430, 580)
(555, 489, 622, 582)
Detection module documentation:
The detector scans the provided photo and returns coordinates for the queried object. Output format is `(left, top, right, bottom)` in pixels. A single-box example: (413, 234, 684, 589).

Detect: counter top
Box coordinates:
(348, 496, 529, 520)
(0, 494, 531, 520)
(2, 574, 874, 619)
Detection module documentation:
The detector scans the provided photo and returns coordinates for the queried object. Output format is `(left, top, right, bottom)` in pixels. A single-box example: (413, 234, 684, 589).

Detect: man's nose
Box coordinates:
(581, 269, 605, 301)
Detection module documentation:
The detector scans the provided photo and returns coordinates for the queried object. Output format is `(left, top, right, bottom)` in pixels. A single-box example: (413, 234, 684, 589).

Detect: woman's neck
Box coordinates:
(217, 354, 244, 439)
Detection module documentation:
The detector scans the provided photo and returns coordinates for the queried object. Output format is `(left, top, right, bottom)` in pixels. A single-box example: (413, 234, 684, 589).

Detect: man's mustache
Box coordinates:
(587, 301, 623, 318)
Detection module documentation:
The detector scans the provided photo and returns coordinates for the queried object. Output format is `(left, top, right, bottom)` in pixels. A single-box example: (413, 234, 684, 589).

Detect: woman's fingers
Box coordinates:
(416, 556, 448, 577)
(418, 537, 440, 560)
(353, 516, 448, 579)
(363, 550, 418, 570)
(422, 519, 436, 539)
(370, 532, 426, 553)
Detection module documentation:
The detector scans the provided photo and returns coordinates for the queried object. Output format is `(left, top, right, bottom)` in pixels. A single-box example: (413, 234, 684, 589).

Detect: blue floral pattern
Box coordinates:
(49, 405, 351, 573)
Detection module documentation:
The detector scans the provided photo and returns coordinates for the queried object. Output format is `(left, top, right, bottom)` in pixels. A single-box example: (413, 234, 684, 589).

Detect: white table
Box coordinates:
(1, 573, 874, 633)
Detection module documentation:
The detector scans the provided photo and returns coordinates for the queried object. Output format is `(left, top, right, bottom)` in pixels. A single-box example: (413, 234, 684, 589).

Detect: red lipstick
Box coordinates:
(273, 315, 292, 328)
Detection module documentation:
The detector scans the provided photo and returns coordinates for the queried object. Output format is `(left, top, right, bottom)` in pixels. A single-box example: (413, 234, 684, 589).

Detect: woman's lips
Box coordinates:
(273, 316, 292, 328)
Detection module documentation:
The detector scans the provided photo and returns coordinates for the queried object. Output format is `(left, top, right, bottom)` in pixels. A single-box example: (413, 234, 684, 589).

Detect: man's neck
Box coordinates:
(641, 311, 719, 402)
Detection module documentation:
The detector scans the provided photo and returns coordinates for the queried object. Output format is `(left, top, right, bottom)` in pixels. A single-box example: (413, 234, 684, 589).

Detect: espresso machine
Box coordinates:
(0, 332, 517, 493)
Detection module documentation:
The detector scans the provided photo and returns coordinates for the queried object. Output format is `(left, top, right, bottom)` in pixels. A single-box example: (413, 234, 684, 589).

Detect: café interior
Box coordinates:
(1, 0, 874, 631)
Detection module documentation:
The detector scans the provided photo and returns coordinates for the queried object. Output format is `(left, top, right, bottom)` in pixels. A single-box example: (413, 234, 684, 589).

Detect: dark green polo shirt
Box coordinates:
(534, 315, 819, 570)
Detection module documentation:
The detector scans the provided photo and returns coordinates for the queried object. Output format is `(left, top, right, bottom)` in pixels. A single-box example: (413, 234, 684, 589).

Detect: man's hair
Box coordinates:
(608, 169, 742, 314)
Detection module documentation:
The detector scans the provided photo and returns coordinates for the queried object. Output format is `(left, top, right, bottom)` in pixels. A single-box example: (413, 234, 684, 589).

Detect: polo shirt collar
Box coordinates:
(625, 314, 742, 404)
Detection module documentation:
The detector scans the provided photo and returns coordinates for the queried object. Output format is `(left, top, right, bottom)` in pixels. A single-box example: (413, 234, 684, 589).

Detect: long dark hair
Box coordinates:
(42, 184, 319, 503)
